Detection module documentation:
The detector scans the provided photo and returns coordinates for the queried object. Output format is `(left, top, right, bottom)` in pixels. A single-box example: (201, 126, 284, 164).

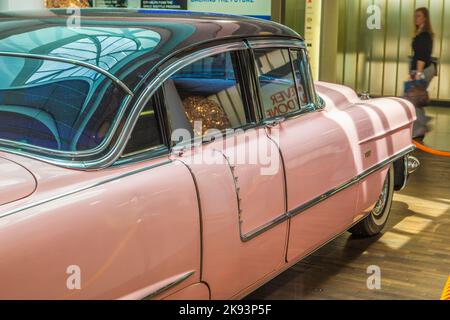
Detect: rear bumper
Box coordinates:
(395, 154, 420, 191)
(406, 155, 420, 175)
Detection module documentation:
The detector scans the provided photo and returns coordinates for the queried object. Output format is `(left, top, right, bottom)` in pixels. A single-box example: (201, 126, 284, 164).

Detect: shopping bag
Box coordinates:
(404, 80, 430, 108)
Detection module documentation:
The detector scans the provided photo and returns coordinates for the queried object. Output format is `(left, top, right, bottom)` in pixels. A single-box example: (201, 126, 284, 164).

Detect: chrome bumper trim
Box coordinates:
(407, 155, 420, 175)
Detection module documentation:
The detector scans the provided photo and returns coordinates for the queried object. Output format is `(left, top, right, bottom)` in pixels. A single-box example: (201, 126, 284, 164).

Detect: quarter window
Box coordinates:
(163, 51, 251, 139)
(122, 96, 164, 156)
(291, 49, 315, 106)
(254, 48, 305, 119)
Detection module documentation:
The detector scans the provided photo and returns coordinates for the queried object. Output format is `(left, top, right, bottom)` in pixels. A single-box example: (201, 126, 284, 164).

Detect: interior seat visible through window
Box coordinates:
(163, 51, 251, 142)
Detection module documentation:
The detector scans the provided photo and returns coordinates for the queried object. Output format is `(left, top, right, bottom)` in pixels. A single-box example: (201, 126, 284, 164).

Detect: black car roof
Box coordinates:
(0, 9, 302, 91)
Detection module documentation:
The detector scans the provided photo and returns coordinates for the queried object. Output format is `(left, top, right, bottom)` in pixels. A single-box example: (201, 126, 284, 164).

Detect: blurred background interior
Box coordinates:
(0, 0, 449, 151)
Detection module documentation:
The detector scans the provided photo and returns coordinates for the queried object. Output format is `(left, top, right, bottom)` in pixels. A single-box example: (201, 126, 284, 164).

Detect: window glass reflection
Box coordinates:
(0, 27, 161, 84)
(0, 56, 127, 152)
(164, 51, 250, 138)
(254, 48, 303, 118)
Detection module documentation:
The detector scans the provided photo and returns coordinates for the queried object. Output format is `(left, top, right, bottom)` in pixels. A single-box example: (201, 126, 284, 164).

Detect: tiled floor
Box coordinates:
(424, 107, 450, 151)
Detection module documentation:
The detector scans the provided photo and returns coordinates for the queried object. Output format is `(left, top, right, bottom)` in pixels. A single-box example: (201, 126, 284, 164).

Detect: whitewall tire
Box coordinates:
(349, 165, 395, 237)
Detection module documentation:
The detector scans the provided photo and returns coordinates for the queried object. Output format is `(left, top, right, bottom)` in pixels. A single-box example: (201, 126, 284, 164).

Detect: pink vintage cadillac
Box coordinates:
(0, 9, 419, 300)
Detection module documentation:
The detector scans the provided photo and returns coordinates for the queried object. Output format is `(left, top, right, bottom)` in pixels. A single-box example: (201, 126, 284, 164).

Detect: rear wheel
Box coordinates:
(349, 165, 394, 237)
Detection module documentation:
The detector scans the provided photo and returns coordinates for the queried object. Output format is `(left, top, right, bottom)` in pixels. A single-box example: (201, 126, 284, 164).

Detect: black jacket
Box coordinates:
(411, 31, 433, 70)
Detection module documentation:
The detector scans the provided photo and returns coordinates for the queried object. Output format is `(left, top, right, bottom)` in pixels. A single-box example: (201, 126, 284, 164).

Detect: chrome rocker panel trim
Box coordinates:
(240, 145, 416, 242)
(0, 51, 134, 96)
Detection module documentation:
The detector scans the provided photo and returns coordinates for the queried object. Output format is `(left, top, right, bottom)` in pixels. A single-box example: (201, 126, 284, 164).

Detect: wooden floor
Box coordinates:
(248, 151, 450, 300)
(424, 107, 450, 151)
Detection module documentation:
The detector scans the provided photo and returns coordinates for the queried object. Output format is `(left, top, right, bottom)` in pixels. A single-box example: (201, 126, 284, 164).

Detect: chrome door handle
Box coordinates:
(263, 116, 285, 128)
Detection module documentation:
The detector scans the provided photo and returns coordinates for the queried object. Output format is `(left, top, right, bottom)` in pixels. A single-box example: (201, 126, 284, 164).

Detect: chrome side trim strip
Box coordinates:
(142, 271, 195, 300)
(0, 51, 134, 96)
(231, 211, 375, 300)
(0, 159, 172, 219)
(240, 145, 415, 242)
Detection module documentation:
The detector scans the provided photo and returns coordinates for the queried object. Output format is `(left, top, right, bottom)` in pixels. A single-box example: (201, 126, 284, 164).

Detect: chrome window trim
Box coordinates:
(303, 50, 320, 106)
(239, 145, 415, 242)
(121, 144, 167, 159)
(0, 51, 134, 96)
(247, 39, 305, 49)
(111, 42, 249, 163)
(0, 40, 306, 169)
(114, 145, 170, 168)
(289, 49, 307, 111)
(248, 40, 320, 125)
(0, 43, 248, 169)
(289, 48, 318, 109)
(0, 39, 315, 170)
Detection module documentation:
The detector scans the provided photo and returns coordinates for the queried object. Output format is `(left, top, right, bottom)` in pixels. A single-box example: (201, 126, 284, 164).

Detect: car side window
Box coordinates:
(122, 96, 164, 156)
(163, 51, 251, 140)
(291, 49, 316, 107)
(253, 48, 306, 119)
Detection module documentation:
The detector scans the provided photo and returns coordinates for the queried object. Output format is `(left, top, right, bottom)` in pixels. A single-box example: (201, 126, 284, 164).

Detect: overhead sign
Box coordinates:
(141, 0, 187, 9)
(96, 0, 271, 19)
(187, 0, 271, 20)
(96, 0, 128, 7)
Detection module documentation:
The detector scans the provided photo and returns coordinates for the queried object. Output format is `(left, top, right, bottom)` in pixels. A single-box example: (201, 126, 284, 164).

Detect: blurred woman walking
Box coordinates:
(411, 7, 436, 85)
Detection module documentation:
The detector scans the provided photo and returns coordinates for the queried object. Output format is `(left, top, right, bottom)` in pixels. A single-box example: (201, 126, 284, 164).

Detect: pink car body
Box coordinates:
(0, 9, 417, 300)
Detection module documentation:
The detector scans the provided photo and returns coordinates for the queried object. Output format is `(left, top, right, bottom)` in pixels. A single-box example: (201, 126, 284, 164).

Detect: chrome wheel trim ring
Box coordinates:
(372, 175, 390, 226)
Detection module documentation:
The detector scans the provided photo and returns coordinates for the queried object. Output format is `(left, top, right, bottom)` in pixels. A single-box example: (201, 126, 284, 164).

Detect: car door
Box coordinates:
(0, 95, 203, 299)
(250, 43, 359, 263)
(161, 46, 288, 299)
(112, 96, 204, 300)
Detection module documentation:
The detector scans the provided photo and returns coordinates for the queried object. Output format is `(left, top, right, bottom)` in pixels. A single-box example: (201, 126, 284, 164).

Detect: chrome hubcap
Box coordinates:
(372, 177, 389, 218)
